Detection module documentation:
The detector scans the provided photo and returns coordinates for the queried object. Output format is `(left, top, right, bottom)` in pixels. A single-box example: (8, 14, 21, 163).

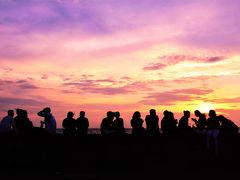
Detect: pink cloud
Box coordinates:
(205, 56, 226, 63)
(94, 79, 117, 83)
(142, 63, 167, 71)
(170, 88, 213, 95)
(140, 93, 192, 106)
(1, 67, 13, 76)
(120, 76, 132, 80)
(142, 55, 226, 71)
(63, 77, 154, 95)
(0, 96, 44, 106)
(41, 74, 49, 80)
(140, 88, 214, 105)
(124, 81, 153, 91)
(59, 74, 76, 82)
(158, 54, 226, 65)
(64, 80, 132, 95)
(211, 97, 240, 104)
(88, 87, 131, 95)
(0, 79, 38, 90)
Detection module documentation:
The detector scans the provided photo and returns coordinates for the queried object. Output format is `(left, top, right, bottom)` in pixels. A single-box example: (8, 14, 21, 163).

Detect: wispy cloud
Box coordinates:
(140, 88, 214, 105)
(142, 54, 226, 71)
(63, 79, 131, 95)
(0, 97, 44, 106)
(142, 63, 167, 71)
(41, 74, 49, 80)
(0, 79, 39, 90)
(158, 54, 226, 64)
(211, 97, 240, 104)
(63, 76, 154, 95)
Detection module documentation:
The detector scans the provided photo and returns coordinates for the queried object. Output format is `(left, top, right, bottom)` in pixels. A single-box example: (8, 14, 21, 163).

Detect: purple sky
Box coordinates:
(1, 0, 240, 128)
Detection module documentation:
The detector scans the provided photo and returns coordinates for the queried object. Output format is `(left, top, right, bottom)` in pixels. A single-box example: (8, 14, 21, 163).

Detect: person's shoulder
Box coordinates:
(179, 116, 184, 120)
(161, 116, 166, 120)
(1, 116, 8, 120)
(145, 115, 150, 119)
(102, 117, 107, 121)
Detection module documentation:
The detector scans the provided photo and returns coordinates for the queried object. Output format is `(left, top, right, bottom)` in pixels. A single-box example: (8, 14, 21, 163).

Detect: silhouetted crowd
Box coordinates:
(0, 107, 238, 155)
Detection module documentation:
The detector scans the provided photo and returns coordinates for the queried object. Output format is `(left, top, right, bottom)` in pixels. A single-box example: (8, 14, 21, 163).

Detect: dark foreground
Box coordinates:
(0, 131, 240, 179)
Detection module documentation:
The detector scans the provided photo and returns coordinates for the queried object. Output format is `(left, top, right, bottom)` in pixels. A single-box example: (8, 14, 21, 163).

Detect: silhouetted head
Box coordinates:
(107, 111, 114, 118)
(218, 115, 227, 122)
(16, 108, 24, 116)
(163, 110, 169, 116)
(209, 110, 216, 118)
(183, 110, 190, 118)
(133, 111, 141, 119)
(67, 111, 74, 118)
(168, 111, 174, 119)
(150, 109, 156, 116)
(21, 109, 28, 118)
(44, 107, 51, 113)
(115, 111, 120, 118)
(80, 111, 85, 117)
(8, 110, 14, 117)
(194, 110, 201, 117)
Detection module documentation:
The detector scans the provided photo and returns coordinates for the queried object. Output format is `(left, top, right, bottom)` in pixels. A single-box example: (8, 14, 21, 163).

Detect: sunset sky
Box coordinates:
(1, 0, 240, 128)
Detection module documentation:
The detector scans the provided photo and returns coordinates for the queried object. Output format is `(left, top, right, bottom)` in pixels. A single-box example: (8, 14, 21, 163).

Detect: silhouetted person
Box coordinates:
(191, 110, 206, 132)
(178, 110, 191, 133)
(130, 111, 145, 135)
(62, 111, 76, 136)
(0, 110, 14, 133)
(38, 107, 56, 134)
(219, 115, 239, 136)
(145, 109, 159, 135)
(112, 111, 125, 134)
(76, 111, 89, 135)
(161, 110, 177, 135)
(191, 110, 207, 150)
(206, 110, 220, 155)
(14, 109, 33, 134)
(100, 111, 114, 135)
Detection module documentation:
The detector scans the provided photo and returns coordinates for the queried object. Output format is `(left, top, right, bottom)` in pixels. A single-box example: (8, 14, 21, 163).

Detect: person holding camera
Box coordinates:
(38, 107, 56, 134)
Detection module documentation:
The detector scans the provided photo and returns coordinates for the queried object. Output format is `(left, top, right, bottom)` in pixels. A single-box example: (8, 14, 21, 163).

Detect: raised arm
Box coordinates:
(37, 110, 45, 117)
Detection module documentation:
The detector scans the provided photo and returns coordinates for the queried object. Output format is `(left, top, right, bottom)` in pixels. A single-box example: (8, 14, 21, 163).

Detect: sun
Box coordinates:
(198, 103, 215, 114)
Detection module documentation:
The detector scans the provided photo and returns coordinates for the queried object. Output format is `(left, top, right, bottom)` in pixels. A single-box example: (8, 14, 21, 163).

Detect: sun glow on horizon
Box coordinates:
(197, 103, 215, 114)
